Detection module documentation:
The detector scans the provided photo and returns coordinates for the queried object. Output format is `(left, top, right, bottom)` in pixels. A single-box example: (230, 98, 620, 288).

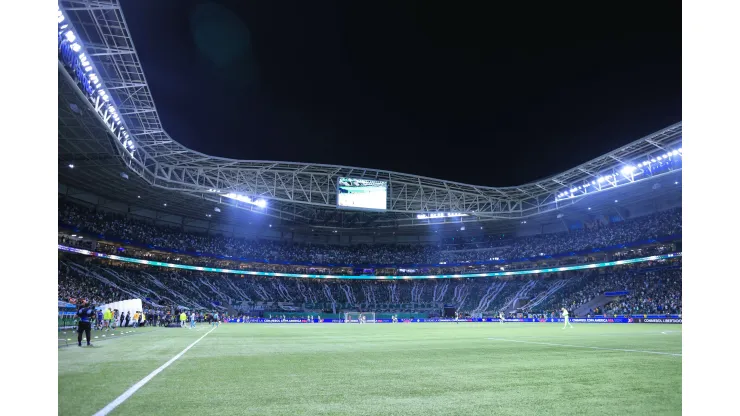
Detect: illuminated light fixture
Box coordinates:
(657, 156, 662, 161)
(57, 7, 136, 157)
(588, 207, 591, 210)
(591, 181, 596, 185)
(672, 150, 679, 156)
(71, 235, 77, 237)
(675, 181, 679, 185)
(137, 195, 141, 198)
(269, 224, 272, 228)
(223, 193, 268, 208)
(637, 163, 643, 168)
(416, 212, 469, 220)
(597, 177, 605, 183)
(651, 159, 657, 163)
(614, 200, 619, 203)
(678, 148, 682, 153)
(163, 203, 167, 207)
(214, 207, 221, 212)
(68, 164, 74, 168)
(620, 165, 636, 175)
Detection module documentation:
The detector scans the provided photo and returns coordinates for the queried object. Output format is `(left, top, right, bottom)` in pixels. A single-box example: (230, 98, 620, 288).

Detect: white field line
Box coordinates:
(92, 326, 218, 416)
(486, 337, 682, 357)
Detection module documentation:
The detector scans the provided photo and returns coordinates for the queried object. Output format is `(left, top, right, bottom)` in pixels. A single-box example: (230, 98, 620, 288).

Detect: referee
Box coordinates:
(76, 301, 95, 347)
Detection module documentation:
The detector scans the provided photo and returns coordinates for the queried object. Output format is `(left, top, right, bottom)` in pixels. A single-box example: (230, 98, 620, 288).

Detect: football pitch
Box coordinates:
(58, 323, 682, 416)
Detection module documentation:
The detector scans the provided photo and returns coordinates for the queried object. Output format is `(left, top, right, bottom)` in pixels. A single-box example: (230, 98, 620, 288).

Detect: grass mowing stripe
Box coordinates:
(487, 337, 682, 357)
(92, 326, 218, 416)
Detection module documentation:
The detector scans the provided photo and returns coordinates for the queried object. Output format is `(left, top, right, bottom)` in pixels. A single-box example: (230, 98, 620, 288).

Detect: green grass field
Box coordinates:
(58, 323, 681, 416)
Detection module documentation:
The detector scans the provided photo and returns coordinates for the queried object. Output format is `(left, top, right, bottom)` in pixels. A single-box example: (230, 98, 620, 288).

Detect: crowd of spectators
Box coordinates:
(58, 253, 681, 317)
(59, 200, 681, 267)
(538, 265, 682, 315)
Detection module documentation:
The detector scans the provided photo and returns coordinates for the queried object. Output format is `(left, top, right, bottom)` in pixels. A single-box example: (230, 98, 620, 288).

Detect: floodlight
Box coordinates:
(68, 164, 74, 168)
(620, 165, 636, 175)
(256, 199, 267, 208)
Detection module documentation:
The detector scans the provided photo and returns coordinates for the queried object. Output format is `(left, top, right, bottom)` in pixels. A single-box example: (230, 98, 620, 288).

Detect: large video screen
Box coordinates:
(337, 177, 387, 210)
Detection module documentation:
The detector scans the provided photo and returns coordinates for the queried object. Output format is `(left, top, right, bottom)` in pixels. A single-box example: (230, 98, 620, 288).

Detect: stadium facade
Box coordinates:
(58, 1, 681, 243)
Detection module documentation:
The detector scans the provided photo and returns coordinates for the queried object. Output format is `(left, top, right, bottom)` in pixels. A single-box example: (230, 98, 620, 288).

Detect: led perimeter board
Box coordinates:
(337, 177, 387, 210)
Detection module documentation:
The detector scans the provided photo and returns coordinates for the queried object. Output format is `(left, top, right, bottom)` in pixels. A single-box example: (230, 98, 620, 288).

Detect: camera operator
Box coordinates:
(76, 300, 95, 347)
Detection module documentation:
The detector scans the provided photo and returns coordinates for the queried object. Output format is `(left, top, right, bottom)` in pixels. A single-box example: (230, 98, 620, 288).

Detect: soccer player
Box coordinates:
(96, 308, 104, 331)
(561, 308, 574, 329)
(213, 312, 220, 327)
(190, 312, 196, 329)
(499, 311, 505, 324)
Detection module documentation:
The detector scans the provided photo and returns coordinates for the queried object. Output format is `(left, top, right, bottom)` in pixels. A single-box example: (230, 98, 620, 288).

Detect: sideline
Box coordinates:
(92, 326, 218, 416)
(58, 328, 164, 349)
(486, 337, 682, 357)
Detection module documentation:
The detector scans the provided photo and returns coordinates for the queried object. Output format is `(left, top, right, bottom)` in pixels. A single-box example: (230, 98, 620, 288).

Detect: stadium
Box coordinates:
(57, 2, 682, 416)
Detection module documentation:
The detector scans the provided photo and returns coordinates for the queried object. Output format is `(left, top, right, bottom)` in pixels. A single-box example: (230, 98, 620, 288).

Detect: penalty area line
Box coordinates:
(93, 325, 218, 416)
(486, 337, 682, 357)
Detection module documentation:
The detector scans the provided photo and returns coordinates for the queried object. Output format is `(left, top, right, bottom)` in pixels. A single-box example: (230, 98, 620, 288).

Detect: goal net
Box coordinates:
(345, 312, 376, 323)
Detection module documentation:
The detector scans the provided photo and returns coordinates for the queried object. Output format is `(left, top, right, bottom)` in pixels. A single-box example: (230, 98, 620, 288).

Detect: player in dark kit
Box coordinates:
(76, 301, 95, 347)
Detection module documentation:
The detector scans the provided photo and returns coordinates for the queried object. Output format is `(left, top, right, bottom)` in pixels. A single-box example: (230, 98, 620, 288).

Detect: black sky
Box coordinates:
(121, 0, 681, 186)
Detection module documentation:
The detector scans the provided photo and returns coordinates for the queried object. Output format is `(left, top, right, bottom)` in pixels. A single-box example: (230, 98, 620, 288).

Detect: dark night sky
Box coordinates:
(121, 0, 681, 186)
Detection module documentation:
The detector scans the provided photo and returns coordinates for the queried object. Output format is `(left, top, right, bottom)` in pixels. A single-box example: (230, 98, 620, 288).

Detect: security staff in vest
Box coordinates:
(76, 300, 95, 347)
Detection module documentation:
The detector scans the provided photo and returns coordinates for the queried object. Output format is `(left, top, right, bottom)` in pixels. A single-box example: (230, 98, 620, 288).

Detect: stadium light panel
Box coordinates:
(58, 5, 136, 157)
(620, 165, 636, 175)
(68, 164, 74, 168)
(256, 199, 267, 208)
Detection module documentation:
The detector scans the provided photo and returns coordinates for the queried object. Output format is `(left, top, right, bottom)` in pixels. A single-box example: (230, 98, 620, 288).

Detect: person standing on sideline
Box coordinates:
(125, 311, 131, 327)
(180, 311, 187, 328)
(190, 311, 196, 329)
(76, 301, 95, 347)
(103, 307, 112, 331)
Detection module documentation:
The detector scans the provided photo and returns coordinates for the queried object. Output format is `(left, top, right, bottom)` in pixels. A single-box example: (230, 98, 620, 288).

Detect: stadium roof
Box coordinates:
(58, 0, 682, 232)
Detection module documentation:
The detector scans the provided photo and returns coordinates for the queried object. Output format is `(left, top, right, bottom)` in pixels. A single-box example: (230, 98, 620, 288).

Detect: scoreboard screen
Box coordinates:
(337, 177, 387, 210)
